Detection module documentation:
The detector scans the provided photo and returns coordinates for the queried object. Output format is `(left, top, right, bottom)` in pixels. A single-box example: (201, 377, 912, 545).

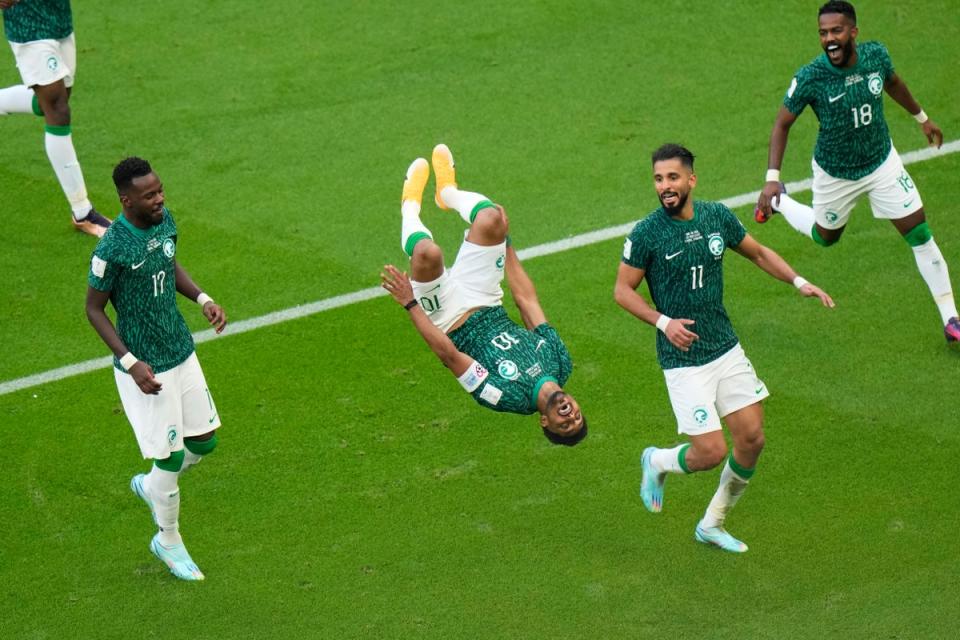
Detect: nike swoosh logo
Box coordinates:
(425, 284, 441, 293)
(755, 386, 764, 394)
(903, 200, 915, 208)
(828, 92, 846, 103)
(208, 413, 218, 424)
(665, 251, 683, 260)
(131, 260, 147, 270)
(535, 339, 546, 352)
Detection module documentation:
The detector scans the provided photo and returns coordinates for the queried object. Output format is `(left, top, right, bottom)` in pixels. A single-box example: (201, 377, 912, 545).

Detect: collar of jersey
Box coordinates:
(531, 375, 558, 408)
(118, 210, 163, 237)
(819, 42, 862, 76)
(661, 202, 699, 225)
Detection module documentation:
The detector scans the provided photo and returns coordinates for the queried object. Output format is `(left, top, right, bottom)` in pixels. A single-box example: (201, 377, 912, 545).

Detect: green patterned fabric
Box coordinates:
(783, 41, 895, 180)
(88, 209, 195, 374)
(3, 0, 73, 43)
(622, 201, 746, 370)
(450, 306, 573, 415)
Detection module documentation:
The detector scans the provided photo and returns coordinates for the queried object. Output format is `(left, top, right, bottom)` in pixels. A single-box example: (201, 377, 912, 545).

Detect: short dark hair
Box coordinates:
(819, 1, 856, 25)
(651, 143, 695, 170)
(112, 157, 153, 192)
(542, 417, 589, 447)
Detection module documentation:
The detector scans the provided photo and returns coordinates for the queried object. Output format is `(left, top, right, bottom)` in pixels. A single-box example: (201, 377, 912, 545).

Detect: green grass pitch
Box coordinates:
(1, 1, 959, 638)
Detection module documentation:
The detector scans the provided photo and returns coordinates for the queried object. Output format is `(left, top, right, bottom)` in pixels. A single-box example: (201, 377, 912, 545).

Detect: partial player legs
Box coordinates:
(894, 214, 960, 342)
(0, 84, 37, 115)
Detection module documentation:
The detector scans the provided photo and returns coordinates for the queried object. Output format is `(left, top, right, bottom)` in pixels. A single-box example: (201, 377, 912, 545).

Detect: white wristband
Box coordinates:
(914, 109, 928, 124)
(655, 314, 672, 332)
(119, 352, 138, 371)
(765, 169, 781, 183)
(196, 292, 214, 306)
(793, 276, 809, 289)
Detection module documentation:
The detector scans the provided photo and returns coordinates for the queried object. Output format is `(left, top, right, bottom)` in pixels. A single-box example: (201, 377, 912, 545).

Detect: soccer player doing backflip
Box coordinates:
(754, 0, 959, 344)
(381, 144, 587, 445)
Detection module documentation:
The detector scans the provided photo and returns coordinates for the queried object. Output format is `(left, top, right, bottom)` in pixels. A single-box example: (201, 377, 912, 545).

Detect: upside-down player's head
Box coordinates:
(113, 157, 165, 226)
(539, 389, 587, 446)
(818, 1, 858, 67)
(651, 143, 697, 217)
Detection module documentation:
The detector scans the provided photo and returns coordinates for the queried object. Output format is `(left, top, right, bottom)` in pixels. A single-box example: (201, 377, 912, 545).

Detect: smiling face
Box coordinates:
(653, 158, 696, 218)
(120, 172, 166, 228)
(540, 390, 584, 437)
(819, 11, 858, 67)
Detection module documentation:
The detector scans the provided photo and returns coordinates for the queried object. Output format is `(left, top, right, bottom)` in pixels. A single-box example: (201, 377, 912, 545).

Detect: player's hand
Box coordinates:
(921, 119, 943, 148)
(130, 361, 162, 395)
(664, 318, 699, 352)
(202, 302, 227, 333)
(798, 282, 835, 308)
(380, 264, 416, 306)
(756, 181, 783, 220)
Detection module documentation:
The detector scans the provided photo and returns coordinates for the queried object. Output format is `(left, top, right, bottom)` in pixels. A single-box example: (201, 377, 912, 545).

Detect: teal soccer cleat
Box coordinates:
(695, 523, 748, 553)
(130, 473, 157, 524)
(150, 534, 205, 581)
(640, 447, 665, 513)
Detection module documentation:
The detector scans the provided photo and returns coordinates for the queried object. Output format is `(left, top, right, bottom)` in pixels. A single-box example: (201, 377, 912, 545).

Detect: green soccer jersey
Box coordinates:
(88, 209, 195, 374)
(783, 41, 895, 180)
(3, 0, 73, 43)
(449, 306, 573, 415)
(622, 200, 746, 370)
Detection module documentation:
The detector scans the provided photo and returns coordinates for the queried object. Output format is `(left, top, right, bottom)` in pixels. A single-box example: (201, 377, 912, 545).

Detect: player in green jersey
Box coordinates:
(86, 157, 227, 581)
(616, 144, 833, 552)
(0, 0, 109, 237)
(380, 144, 586, 446)
(754, 1, 959, 344)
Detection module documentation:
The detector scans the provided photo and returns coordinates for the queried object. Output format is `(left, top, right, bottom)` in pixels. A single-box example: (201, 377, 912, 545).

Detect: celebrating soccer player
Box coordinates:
(381, 144, 586, 446)
(86, 157, 227, 581)
(616, 144, 833, 553)
(754, 0, 959, 344)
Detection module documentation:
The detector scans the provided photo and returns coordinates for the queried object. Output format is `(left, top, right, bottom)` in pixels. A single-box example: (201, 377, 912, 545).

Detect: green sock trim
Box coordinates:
(154, 449, 185, 472)
(728, 455, 755, 480)
(811, 226, 838, 247)
(505, 234, 512, 248)
(403, 231, 431, 257)
(184, 433, 218, 456)
(468, 199, 496, 223)
(677, 444, 692, 474)
(903, 222, 932, 247)
(44, 124, 71, 136)
(31, 94, 44, 116)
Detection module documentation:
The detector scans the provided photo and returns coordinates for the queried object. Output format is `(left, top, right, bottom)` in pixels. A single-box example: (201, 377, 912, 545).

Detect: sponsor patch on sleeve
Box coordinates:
(479, 383, 503, 406)
(622, 238, 632, 260)
(786, 76, 798, 98)
(457, 360, 489, 393)
(91, 255, 107, 278)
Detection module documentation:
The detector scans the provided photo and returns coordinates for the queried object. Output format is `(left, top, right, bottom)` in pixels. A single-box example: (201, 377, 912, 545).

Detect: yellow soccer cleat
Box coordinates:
(431, 143, 457, 210)
(402, 157, 429, 206)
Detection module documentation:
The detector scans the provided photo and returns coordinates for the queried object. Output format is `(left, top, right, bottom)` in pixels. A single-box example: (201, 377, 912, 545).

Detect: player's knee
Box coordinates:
(812, 226, 840, 247)
(902, 221, 932, 247)
(741, 429, 765, 457)
(39, 94, 70, 125)
(412, 239, 442, 266)
(473, 207, 508, 239)
(153, 449, 185, 472)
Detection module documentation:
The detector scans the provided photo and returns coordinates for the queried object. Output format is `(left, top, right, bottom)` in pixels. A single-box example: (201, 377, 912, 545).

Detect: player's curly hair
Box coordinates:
(819, 1, 856, 25)
(651, 143, 695, 170)
(112, 157, 153, 192)
(542, 416, 589, 447)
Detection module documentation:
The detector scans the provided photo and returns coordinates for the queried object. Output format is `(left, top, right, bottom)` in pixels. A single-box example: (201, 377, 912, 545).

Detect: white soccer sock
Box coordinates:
(650, 444, 687, 474)
(180, 449, 203, 474)
(0, 85, 34, 115)
(700, 459, 750, 529)
(145, 465, 183, 547)
(401, 200, 432, 256)
(44, 130, 92, 219)
(774, 192, 816, 240)
(912, 238, 958, 324)
(440, 186, 490, 225)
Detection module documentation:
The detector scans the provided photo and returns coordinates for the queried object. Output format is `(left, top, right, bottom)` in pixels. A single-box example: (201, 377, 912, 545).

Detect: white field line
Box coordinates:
(3, 140, 958, 397)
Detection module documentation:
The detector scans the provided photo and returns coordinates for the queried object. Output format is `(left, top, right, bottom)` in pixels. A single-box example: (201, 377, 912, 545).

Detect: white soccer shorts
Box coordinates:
(663, 343, 770, 436)
(812, 146, 923, 229)
(9, 33, 76, 88)
(114, 352, 221, 460)
(411, 237, 506, 333)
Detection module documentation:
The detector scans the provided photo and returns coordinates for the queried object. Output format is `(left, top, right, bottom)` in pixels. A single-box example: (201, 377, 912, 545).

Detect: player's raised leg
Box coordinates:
(0, 84, 38, 115)
(895, 216, 960, 343)
(433, 143, 497, 226)
(640, 444, 691, 513)
(399, 156, 447, 284)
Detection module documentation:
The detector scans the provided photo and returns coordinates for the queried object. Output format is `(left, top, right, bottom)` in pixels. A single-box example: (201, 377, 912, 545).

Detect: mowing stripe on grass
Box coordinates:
(3, 140, 958, 397)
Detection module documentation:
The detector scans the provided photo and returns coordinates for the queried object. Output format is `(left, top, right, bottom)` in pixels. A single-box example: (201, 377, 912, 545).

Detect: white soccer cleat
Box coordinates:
(695, 522, 748, 553)
(150, 533, 205, 581)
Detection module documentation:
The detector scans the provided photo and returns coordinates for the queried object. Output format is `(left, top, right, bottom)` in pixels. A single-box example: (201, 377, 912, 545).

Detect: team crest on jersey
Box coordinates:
(46, 56, 58, 71)
(707, 234, 724, 257)
(167, 427, 178, 445)
(496, 254, 505, 269)
(693, 407, 709, 425)
(498, 360, 520, 381)
(162, 238, 176, 258)
(867, 73, 883, 96)
(825, 211, 839, 224)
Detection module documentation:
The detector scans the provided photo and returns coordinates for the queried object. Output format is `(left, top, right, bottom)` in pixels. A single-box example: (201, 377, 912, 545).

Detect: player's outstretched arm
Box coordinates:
(380, 265, 474, 377)
(504, 245, 547, 329)
(174, 260, 226, 333)
(757, 106, 799, 217)
(733, 235, 835, 308)
(614, 262, 699, 352)
(85, 286, 162, 394)
(884, 73, 943, 148)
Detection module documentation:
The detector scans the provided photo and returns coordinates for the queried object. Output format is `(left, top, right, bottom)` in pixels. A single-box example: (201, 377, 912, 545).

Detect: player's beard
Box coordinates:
(825, 39, 855, 67)
(660, 190, 689, 217)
